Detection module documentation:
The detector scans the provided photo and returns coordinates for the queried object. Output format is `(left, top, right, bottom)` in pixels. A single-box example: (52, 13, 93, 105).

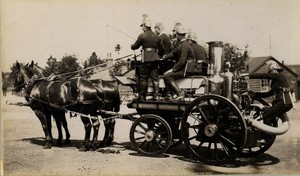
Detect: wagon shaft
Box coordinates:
(127, 99, 190, 112)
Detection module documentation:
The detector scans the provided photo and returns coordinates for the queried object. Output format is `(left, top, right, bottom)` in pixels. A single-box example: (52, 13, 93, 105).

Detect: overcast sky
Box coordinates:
(1, 0, 300, 72)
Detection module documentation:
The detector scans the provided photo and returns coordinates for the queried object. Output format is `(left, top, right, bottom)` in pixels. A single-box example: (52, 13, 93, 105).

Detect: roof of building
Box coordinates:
(286, 64, 300, 80)
(248, 56, 297, 77)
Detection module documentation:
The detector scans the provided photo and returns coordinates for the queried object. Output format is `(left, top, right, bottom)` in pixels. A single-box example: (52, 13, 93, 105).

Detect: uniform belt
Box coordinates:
(143, 48, 156, 52)
(280, 87, 290, 92)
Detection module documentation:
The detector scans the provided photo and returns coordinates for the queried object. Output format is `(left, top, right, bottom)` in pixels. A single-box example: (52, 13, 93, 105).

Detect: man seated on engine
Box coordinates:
(241, 60, 293, 124)
(187, 31, 208, 76)
(187, 31, 207, 62)
(162, 25, 195, 101)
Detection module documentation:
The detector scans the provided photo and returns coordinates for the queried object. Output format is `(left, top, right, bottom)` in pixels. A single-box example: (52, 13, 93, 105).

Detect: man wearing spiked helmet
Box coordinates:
(242, 60, 293, 124)
(131, 14, 161, 101)
(162, 25, 195, 101)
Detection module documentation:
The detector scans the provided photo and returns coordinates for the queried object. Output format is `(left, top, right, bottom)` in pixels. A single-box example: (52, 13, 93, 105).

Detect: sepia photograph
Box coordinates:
(1, 0, 300, 175)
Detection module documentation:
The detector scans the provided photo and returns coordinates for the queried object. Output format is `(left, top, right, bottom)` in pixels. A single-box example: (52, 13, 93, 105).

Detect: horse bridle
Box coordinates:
(15, 66, 38, 98)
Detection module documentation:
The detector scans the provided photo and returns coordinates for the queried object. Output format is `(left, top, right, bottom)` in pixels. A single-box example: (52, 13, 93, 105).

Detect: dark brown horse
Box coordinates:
(13, 61, 120, 151)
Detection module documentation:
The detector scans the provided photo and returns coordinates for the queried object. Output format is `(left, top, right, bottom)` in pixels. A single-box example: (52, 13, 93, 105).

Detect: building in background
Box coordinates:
(286, 64, 300, 100)
(247, 56, 298, 102)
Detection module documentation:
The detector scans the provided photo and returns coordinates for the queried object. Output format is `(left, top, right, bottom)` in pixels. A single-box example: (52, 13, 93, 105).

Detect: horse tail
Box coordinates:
(113, 86, 120, 112)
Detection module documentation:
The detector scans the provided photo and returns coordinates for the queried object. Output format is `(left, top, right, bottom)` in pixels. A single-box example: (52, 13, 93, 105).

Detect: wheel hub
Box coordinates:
(204, 124, 218, 137)
(145, 130, 155, 141)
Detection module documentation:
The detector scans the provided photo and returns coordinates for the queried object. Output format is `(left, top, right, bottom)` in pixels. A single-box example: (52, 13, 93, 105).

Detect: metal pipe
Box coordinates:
(248, 114, 290, 135)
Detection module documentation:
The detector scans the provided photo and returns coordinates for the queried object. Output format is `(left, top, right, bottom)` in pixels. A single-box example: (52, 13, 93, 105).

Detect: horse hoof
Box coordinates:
(79, 145, 89, 152)
(90, 144, 99, 151)
(99, 141, 113, 148)
(43, 145, 52, 149)
(89, 147, 97, 151)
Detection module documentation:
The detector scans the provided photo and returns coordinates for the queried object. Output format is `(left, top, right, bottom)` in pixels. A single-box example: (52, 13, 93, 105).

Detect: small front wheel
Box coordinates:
(129, 114, 172, 156)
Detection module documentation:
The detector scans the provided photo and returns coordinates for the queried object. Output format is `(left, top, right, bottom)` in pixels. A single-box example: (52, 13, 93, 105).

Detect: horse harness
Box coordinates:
(22, 76, 130, 125)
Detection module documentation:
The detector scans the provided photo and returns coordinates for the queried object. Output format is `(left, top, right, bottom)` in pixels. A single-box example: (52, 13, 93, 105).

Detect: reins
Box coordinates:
(13, 53, 140, 125)
(35, 54, 135, 81)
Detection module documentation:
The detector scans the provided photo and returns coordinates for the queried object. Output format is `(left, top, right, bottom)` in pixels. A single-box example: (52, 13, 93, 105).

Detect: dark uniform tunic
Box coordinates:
(131, 30, 160, 62)
(170, 39, 194, 73)
(249, 72, 293, 122)
(190, 42, 207, 62)
(163, 39, 195, 95)
(157, 33, 171, 58)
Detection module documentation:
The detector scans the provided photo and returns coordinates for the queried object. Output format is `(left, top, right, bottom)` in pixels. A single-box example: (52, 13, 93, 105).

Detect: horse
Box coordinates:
(13, 61, 71, 148)
(13, 61, 120, 151)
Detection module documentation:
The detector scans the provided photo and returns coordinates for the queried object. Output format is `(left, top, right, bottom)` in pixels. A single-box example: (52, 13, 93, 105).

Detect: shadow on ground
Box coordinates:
(21, 137, 280, 174)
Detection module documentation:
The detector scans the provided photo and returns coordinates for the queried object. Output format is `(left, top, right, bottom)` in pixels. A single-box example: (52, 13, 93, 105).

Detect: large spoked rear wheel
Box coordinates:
(181, 95, 247, 165)
(241, 97, 277, 157)
(129, 114, 172, 156)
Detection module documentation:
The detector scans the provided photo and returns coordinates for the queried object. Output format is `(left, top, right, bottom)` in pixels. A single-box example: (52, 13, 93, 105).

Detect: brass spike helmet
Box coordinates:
(265, 60, 283, 73)
(172, 22, 182, 33)
(140, 14, 151, 27)
(187, 31, 197, 42)
(176, 25, 187, 34)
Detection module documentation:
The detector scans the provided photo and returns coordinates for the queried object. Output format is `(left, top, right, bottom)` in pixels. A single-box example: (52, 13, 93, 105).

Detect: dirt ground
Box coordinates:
(2, 94, 300, 176)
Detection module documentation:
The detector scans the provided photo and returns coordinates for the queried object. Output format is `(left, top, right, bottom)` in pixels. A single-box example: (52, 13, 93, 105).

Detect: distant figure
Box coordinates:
(2, 80, 8, 96)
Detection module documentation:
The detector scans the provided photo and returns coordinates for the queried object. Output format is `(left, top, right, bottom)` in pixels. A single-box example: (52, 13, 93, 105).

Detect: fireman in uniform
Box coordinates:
(170, 22, 182, 50)
(242, 60, 293, 124)
(187, 32, 207, 62)
(131, 15, 161, 100)
(154, 22, 171, 58)
(154, 22, 173, 74)
(162, 25, 195, 101)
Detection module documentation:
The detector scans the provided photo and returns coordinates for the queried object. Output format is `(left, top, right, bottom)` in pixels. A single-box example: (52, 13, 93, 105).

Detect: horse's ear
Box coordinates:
(16, 61, 20, 69)
(30, 60, 34, 67)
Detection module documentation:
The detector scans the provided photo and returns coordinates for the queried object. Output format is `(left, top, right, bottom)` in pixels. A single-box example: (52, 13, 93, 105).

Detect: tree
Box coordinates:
(115, 44, 121, 55)
(81, 52, 105, 78)
(9, 61, 24, 80)
(109, 61, 123, 77)
(88, 52, 104, 66)
(59, 55, 81, 74)
(223, 43, 250, 73)
(45, 55, 61, 75)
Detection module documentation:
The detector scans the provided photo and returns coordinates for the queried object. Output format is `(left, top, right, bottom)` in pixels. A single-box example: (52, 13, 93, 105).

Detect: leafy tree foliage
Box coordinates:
(223, 43, 250, 73)
(87, 52, 104, 66)
(59, 55, 81, 74)
(115, 44, 121, 54)
(45, 55, 61, 75)
(109, 61, 123, 77)
(81, 52, 105, 78)
(9, 61, 25, 80)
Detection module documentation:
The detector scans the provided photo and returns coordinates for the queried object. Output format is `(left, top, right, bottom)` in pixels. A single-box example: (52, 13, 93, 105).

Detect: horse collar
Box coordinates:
(24, 76, 38, 99)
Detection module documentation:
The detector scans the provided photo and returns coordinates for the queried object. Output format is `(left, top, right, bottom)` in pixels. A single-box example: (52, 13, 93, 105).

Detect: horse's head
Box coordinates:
(13, 61, 35, 92)
(29, 60, 49, 77)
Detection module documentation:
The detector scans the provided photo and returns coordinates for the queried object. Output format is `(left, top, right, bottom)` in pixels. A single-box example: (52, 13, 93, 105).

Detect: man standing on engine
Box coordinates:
(154, 22, 171, 58)
(131, 14, 161, 101)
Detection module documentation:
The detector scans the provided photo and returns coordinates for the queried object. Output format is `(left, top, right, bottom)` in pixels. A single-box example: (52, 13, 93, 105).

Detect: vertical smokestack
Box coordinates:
(207, 41, 224, 75)
(282, 60, 285, 65)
